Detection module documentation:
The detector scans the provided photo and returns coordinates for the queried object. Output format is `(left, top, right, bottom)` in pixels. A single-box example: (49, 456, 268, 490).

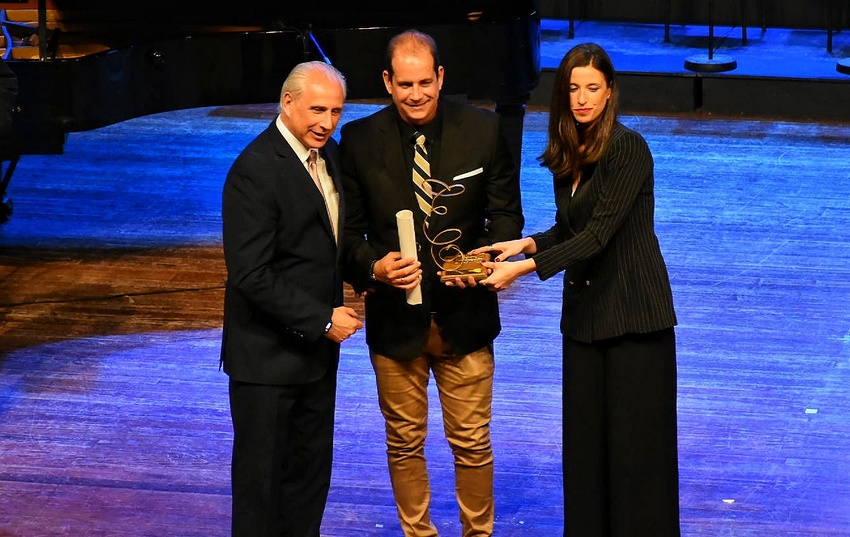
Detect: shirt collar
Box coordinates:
(396, 103, 443, 146)
(276, 115, 314, 163)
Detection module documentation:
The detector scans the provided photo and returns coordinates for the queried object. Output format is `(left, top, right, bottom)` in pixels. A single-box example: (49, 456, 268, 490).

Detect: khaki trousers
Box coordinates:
(370, 320, 495, 537)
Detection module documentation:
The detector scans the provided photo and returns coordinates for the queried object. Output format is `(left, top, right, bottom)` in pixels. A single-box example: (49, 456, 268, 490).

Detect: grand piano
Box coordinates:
(2, 0, 541, 157)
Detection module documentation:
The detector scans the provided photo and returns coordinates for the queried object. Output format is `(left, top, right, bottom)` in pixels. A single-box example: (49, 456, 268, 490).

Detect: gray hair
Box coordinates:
(279, 61, 347, 104)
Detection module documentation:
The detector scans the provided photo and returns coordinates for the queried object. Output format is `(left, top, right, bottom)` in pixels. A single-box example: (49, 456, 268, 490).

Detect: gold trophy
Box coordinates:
(439, 252, 491, 282)
(420, 178, 492, 283)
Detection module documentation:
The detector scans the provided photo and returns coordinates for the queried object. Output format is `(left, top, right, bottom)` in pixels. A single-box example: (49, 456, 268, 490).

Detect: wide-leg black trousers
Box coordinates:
(562, 328, 680, 537)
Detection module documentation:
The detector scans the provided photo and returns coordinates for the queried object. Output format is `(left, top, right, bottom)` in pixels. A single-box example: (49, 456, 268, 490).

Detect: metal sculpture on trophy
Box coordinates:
(420, 177, 491, 283)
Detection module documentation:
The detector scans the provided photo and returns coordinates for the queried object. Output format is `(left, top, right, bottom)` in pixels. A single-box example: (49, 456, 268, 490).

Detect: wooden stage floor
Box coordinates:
(1, 95, 850, 535)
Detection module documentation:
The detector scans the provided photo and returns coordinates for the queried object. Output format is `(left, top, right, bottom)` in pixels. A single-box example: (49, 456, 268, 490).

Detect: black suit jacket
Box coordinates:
(340, 99, 524, 360)
(531, 122, 677, 342)
(221, 119, 344, 385)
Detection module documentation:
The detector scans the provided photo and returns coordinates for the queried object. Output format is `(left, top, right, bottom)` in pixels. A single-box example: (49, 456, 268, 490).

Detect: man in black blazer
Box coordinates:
(339, 31, 523, 536)
(221, 61, 363, 536)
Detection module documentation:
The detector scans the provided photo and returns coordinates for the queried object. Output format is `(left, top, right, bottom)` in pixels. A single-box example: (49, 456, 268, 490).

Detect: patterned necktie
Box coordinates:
(307, 149, 324, 195)
(307, 149, 337, 240)
(412, 131, 433, 224)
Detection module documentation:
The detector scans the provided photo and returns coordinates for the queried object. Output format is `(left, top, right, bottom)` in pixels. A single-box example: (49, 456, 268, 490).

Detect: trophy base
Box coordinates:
(440, 253, 490, 282)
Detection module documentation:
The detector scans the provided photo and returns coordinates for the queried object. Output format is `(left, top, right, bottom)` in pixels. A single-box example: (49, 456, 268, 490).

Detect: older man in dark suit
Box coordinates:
(339, 30, 524, 537)
(221, 61, 362, 537)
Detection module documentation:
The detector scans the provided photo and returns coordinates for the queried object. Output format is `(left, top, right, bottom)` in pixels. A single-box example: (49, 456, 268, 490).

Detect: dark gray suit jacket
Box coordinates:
(221, 119, 344, 384)
(531, 122, 677, 343)
(340, 99, 524, 360)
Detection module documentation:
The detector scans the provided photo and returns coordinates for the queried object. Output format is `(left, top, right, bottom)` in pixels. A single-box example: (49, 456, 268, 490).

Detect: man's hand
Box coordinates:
(325, 306, 363, 343)
(373, 251, 422, 290)
(439, 274, 480, 289)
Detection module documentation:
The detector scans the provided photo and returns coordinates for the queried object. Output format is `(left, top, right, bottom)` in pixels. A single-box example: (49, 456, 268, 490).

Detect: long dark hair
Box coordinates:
(539, 43, 619, 181)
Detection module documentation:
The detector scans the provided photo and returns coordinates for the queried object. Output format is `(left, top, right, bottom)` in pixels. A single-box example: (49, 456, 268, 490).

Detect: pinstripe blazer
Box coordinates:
(531, 121, 676, 342)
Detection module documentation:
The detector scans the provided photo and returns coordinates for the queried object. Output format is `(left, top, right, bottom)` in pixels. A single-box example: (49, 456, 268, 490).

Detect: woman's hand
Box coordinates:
(470, 237, 537, 262)
(478, 257, 536, 292)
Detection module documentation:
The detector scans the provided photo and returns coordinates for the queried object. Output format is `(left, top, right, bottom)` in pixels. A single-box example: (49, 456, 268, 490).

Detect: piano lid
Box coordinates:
(6, 1, 540, 154)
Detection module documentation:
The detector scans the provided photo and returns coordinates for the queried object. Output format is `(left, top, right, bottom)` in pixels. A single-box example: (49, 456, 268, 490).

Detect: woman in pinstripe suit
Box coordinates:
(474, 43, 680, 536)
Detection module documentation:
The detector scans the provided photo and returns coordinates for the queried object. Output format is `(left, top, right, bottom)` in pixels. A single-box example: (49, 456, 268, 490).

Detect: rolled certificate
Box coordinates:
(396, 209, 422, 305)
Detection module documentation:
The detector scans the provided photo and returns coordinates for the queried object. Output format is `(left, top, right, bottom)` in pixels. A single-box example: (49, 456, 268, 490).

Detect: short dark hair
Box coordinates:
(384, 30, 441, 80)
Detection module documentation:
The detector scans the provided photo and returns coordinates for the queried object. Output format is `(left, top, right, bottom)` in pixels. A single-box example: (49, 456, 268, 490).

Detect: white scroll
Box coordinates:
(396, 209, 422, 305)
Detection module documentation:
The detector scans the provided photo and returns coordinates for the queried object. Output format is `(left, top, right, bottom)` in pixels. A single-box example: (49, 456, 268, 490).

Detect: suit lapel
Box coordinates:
(377, 108, 409, 187)
(271, 126, 337, 245)
(375, 107, 427, 229)
(434, 100, 465, 177)
(321, 145, 342, 251)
